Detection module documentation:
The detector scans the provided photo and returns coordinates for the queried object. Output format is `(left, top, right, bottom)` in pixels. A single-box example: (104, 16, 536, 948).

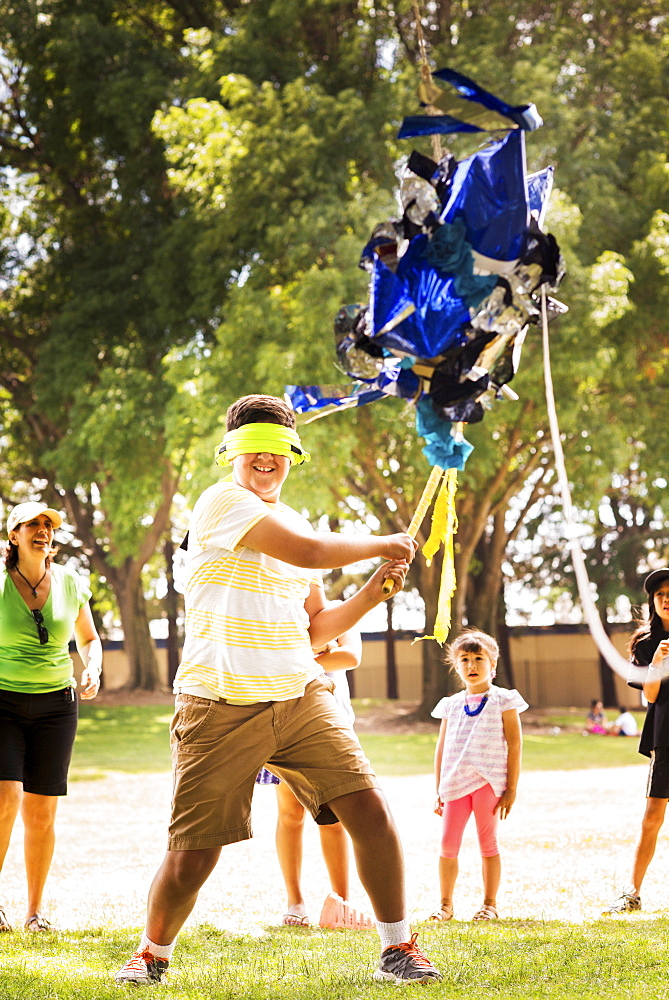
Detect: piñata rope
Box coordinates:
(541, 287, 637, 682)
(411, 0, 443, 163)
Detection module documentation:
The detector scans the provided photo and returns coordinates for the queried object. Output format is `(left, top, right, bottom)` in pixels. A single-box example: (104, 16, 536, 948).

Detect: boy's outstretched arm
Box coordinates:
(241, 514, 417, 570)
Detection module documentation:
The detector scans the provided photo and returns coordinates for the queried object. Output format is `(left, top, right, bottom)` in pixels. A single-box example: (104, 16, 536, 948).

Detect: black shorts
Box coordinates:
(647, 747, 669, 799)
(0, 687, 78, 796)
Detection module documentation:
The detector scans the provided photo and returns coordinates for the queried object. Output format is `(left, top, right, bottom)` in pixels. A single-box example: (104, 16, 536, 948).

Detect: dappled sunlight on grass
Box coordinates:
(71, 705, 173, 777)
(3, 920, 669, 998)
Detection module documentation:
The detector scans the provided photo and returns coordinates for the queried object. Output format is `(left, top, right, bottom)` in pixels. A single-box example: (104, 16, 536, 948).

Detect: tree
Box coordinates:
(2, 0, 667, 698)
(144, 0, 668, 712)
(0, 0, 207, 685)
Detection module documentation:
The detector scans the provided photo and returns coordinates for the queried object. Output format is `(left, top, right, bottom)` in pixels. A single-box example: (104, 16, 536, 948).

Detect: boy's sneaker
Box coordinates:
(603, 885, 641, 915)
(373, 933, 442, 984)
(115, 949, 169, 985)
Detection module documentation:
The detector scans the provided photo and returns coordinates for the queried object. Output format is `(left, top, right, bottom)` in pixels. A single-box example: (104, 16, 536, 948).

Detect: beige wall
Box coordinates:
(349, 638, 424, 701)
(508, 628, 640, 709)
(80, 624, 640, 708)
(70, 645, 172, 692)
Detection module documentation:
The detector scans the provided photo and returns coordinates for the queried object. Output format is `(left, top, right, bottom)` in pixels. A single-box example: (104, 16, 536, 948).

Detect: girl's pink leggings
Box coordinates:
(440, 783, 500, 858)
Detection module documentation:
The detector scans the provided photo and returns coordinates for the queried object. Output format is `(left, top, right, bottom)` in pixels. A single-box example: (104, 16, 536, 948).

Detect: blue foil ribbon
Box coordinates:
(440, 130, 529, 262)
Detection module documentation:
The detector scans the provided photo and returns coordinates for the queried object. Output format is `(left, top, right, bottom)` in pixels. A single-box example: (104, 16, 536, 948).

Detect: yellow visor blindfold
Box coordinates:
(215, 423, 311, 467)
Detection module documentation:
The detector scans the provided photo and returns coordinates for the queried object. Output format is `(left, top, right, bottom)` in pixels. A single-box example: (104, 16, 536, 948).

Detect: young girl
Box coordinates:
(429, 629, 528, 922)
(604, 568, 669, 914)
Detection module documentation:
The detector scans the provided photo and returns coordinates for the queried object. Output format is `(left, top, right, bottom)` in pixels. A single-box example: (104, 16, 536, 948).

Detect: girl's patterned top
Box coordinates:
(432, 685, 528, 801)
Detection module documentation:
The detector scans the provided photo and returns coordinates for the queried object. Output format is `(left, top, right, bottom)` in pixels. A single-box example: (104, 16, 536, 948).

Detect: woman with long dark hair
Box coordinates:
(0, 502, 102, 933)
(604, 569, 669, 914)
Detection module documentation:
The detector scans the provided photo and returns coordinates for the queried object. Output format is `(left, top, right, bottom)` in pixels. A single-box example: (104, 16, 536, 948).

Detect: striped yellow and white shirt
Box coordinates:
(174, 481, 322, 702)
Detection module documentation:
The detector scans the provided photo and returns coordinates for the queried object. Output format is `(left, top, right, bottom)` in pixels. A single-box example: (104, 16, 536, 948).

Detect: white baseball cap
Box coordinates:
(644, 568, 669, 597)
(7, 501, 63, 534)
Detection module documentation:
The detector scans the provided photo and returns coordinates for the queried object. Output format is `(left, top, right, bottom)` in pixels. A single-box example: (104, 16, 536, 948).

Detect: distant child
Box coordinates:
(429, 629, 528, 922)
(610, 706, 638, 737)
(585, 699, 609, 735)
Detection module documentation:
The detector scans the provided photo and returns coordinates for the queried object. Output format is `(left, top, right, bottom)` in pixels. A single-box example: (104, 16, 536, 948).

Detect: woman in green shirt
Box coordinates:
(0, 501, 102, 933)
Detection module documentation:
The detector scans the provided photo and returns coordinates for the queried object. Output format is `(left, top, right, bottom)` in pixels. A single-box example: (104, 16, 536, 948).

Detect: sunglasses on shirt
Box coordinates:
(31, 608, 49, 645)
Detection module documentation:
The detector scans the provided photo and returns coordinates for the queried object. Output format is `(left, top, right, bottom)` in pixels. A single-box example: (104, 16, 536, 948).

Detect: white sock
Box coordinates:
(376, 918, 412, 950)
(139, 933, 176, 961)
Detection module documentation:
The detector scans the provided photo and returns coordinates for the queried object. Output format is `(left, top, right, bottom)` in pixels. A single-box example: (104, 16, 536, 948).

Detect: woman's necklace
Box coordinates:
(463, 694, 489, 717)
(14, 564, 47, 599)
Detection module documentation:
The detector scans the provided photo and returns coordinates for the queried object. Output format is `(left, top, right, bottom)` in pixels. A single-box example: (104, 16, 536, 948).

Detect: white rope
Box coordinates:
(540, 288, 641, 682)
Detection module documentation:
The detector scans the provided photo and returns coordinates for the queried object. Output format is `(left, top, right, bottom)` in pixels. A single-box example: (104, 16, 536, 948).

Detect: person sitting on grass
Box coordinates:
(429, 629, 527, 923)
(609, 707, 639, 737)
(584, 699, 609, 735)
(114, 393, 441, 986)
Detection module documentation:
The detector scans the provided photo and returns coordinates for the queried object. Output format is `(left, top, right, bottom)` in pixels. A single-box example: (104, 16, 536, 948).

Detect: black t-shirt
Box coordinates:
(634, 630, 669, 758)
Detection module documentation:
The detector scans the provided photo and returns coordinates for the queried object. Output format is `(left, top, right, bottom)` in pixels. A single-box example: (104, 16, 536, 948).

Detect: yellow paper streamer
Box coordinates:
(415, 468, 459, 644)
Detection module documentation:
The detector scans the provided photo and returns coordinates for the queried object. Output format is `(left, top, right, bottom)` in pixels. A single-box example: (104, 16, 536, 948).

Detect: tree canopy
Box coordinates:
(1, 0, 667, 700)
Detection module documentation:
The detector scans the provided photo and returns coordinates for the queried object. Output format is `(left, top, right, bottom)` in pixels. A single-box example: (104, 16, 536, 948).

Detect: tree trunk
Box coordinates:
(465, 512, 514, 686)
(467, 573, 503, 634)
(164, 536, 181, 689)
(599, 650, 618, 709)
(62, 457, 179, 690)
(415, 554, 460, 720)
(596, 603, 618, 708)
(497, 589, 515, 689)
(113, 564, 161, 690)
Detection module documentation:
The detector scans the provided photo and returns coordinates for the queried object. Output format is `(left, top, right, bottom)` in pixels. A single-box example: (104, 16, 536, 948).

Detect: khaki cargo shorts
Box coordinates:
(168, 673, 379, 851)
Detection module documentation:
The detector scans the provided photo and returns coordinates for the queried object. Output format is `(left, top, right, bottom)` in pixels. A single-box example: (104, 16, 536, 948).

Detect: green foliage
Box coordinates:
(2, 0, 668, 686)
(153, 71, 395, 315)
(0, 1, 206, 679)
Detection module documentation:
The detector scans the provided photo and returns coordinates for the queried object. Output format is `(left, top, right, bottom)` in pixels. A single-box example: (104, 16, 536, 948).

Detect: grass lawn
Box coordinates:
(71, 703, 647, 779)
(6, 702, 659, 999)
(2, 918, 669, 999)
(72, 704, 175, 779)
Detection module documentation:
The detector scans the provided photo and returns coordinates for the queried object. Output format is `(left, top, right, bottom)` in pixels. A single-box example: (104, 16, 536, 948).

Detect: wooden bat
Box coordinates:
(382, 465, 445, 596)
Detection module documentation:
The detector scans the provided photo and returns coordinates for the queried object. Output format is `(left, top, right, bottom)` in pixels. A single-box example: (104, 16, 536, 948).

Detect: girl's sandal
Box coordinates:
(428, 904, 454, 922)
(24, 913, 55, 933)
(0, 907, 12, 932)
(282, 912, 310, 927)
(472, 904, 498, 921)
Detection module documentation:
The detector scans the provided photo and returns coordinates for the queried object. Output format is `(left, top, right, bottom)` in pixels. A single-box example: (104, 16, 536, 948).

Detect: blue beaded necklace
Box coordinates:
(463, 694, 488, 717)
